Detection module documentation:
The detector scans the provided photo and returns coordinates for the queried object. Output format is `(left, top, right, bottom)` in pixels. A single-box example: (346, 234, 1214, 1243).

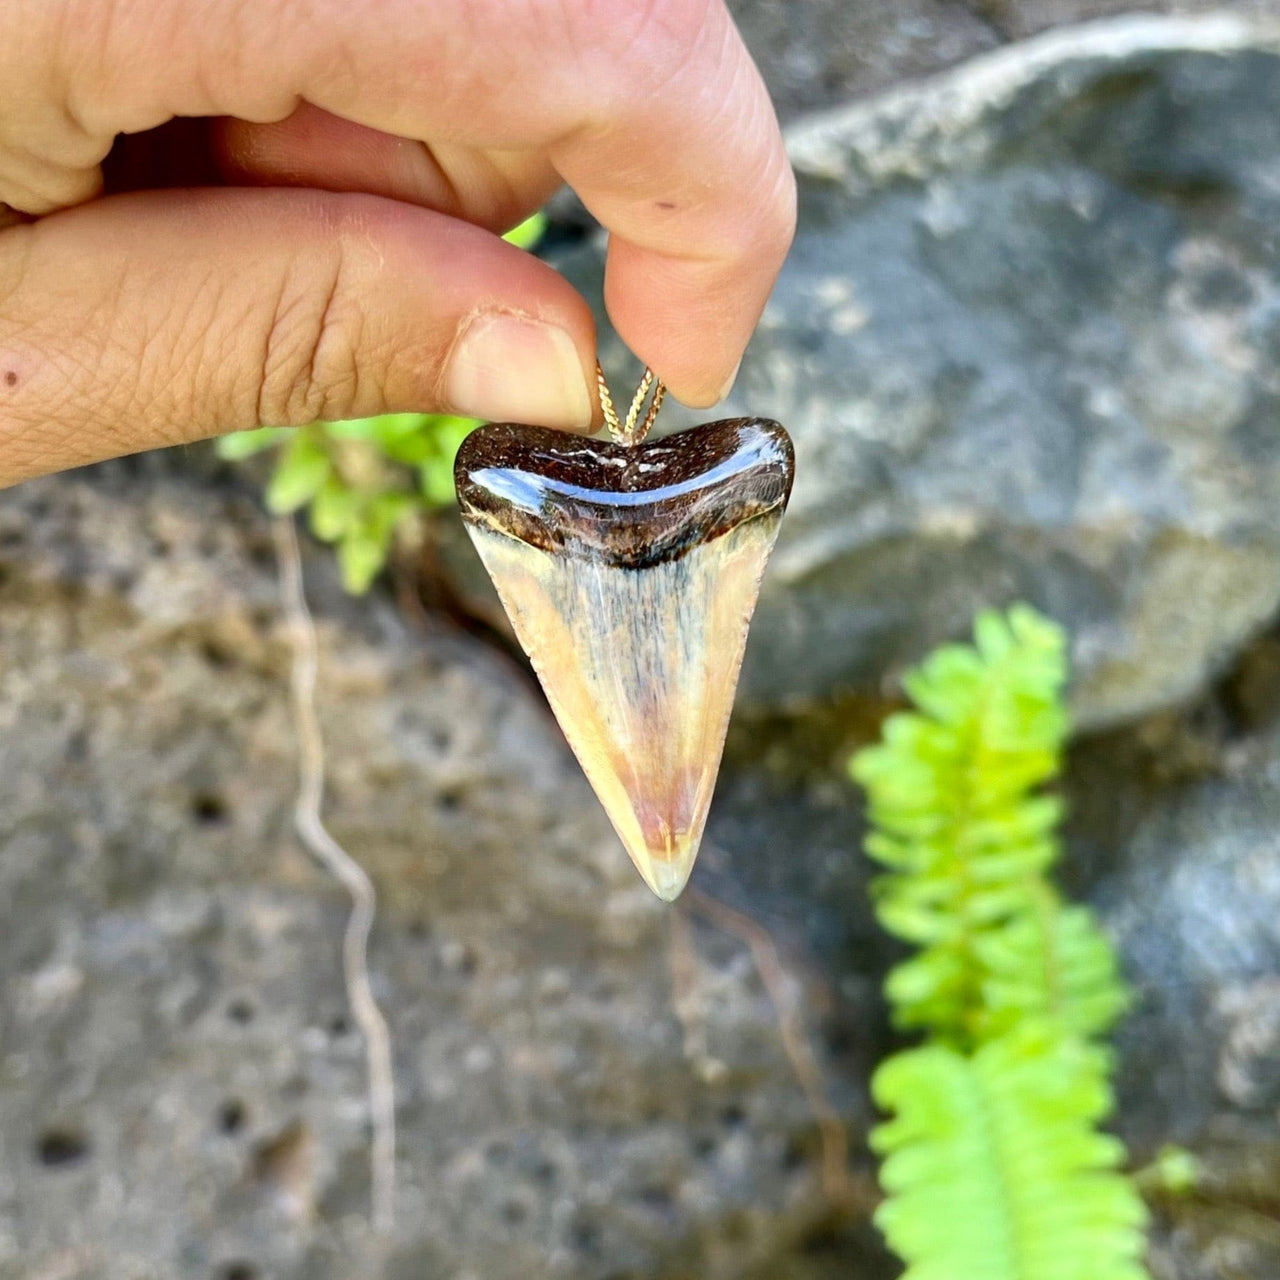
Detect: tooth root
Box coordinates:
(456, 419, 794, 901)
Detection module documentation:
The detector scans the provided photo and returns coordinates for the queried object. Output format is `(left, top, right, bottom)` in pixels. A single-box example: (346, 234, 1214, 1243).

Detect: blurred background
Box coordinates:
(2, 2, 1280, 1278)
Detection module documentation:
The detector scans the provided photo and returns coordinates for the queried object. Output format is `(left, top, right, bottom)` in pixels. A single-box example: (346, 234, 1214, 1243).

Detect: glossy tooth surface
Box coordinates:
(455, 419, 794, 901)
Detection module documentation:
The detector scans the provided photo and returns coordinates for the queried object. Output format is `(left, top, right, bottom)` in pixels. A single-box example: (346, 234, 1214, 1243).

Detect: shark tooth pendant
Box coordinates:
(455, 377, 793, 902)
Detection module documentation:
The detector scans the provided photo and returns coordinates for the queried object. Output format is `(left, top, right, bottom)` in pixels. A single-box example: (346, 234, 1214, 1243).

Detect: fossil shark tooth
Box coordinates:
(455, 418, 794, 902)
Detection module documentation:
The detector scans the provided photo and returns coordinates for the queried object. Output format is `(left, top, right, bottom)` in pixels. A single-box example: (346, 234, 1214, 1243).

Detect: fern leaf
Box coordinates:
(871, 1027, 1149, 1280)
(850, 605, 1072, 1045)
(977, 904, 1131, 1042)
(854, 606, 1147, 1280)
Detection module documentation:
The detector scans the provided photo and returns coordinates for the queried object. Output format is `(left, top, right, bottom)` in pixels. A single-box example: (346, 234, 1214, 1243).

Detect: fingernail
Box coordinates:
(715, 357, 743, 405)
(447, 313, 593, 430)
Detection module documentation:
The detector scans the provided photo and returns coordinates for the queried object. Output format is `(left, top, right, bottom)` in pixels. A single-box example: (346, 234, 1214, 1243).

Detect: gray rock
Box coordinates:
(982, 0, 1275, 45)
(1216, 978, 1280, 1112)
(1096, 723, 1280, 1141)
(560, 14, 1280, 730)
(700, 0, 1245, 125)
(725, 0, 1001, 120)
(0, 463, 869, 1280)
(1089, 717, 1280, 1279)
(752, 12, 1280, 730)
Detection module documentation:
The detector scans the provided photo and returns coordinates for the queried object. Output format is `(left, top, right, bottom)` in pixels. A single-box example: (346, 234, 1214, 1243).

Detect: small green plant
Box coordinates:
(218, 412, 475, 593)
(851, 605, 1150, 1280)
(217, 211, 547, 593)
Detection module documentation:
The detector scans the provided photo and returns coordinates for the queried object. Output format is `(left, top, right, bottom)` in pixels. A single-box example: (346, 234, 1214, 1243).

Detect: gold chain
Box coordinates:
(596, 361, 666, 447)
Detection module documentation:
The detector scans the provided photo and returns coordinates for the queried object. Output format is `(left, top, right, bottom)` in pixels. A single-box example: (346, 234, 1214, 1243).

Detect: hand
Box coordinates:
(0, 0, 795, 486)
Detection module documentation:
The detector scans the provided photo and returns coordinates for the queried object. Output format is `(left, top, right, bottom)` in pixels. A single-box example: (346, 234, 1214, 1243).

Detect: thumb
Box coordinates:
(0, 189, 599, 486)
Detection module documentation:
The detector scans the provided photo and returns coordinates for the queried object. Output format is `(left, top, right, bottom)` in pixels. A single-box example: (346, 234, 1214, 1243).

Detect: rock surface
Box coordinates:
(4, 454, 1277, 1280)
(724, 0, 1251, 123)
(566, 14, 1280, 730)
(1081, 703, 1280, 1280)
(0, 460, 875, 1280)
(725, 0, 1002, 119)
(1099, 727, 1280, 1145)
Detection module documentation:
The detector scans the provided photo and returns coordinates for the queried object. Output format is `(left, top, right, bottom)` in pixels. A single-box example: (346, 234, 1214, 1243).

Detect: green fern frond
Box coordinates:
(976, 901, 1131, 1042)
(852, 605, 1148, 1280)
(851, 605, 1072, 1046)
(871, 1026, 1149, 1280)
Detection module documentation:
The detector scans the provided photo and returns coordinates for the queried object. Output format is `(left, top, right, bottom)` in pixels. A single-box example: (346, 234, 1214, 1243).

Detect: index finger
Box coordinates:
(548, 0, 797, 405)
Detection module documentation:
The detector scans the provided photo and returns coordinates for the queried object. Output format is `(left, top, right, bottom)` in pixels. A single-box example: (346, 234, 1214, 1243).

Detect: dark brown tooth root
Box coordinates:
(455, 419, 794, 568)
(456, 419, 795, 902)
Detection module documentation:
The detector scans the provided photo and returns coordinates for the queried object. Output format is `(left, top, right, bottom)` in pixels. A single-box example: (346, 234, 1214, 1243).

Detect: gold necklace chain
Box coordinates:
(596, 361, 666, 447)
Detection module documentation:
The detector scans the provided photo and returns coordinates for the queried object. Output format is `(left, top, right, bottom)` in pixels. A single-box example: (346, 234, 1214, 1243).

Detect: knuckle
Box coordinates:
(256, 252, 362, 427)
(0, 2, 113, 215)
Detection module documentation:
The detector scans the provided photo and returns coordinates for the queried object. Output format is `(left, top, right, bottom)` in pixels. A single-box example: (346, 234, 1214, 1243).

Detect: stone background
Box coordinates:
(2, 6, 1279, 1280)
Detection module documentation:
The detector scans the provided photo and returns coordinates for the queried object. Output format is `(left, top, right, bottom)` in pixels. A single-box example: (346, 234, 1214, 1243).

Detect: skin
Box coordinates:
(0, 0, 796, 487)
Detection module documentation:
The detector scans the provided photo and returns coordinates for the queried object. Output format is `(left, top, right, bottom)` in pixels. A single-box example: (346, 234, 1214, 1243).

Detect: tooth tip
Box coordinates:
(638, 848, 697, 902)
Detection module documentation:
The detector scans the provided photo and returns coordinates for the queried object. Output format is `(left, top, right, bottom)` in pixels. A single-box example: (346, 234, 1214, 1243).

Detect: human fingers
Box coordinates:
(215, 106, 563, 235)
(8, 0, 793, 407)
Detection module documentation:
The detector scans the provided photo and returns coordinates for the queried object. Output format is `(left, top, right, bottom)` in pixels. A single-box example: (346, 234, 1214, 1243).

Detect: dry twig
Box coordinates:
(273, 516, 397, 1234)
(668, 904, 721, 1081)
(686, 886, 853, 1207)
